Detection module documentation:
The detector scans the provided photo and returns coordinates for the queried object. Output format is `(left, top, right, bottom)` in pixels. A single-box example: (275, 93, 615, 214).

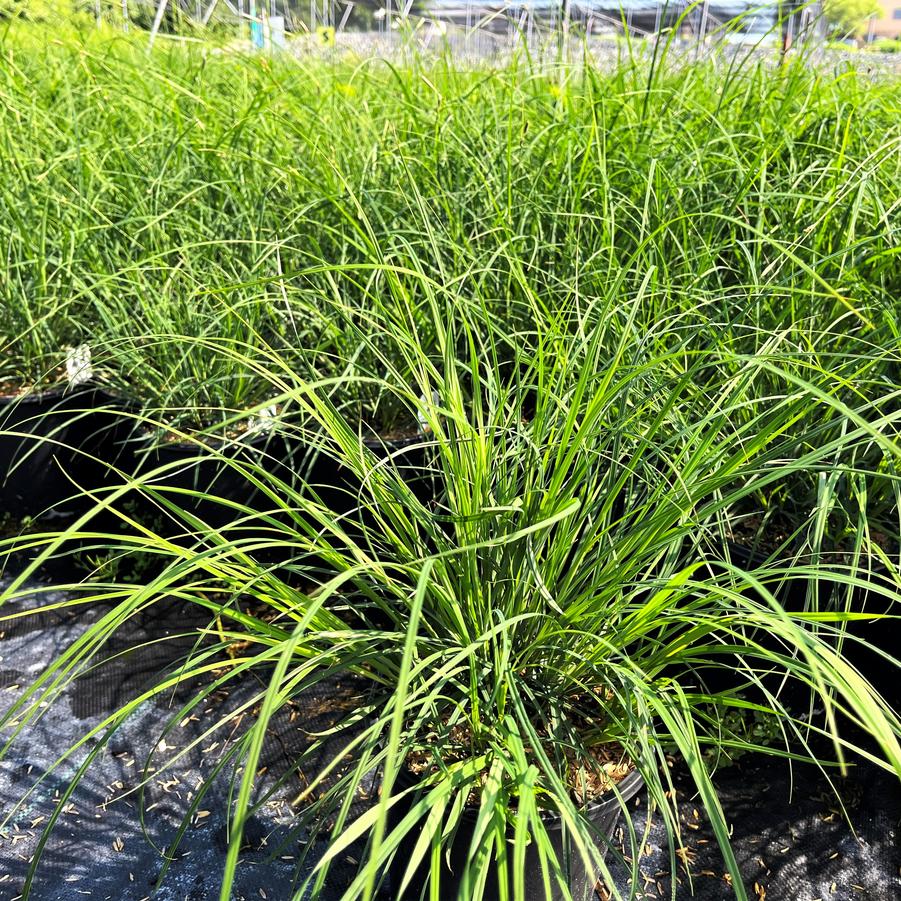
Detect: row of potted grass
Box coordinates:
(2, 27, 899, 435)
(2, 297, 897, 565)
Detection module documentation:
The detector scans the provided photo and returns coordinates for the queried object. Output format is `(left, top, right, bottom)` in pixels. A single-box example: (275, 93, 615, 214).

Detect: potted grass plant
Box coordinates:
(86, 276, 308, 532)
(284, 316, 901, 901)
(1, 33, 900, 901)
(7, 298, 899, 901)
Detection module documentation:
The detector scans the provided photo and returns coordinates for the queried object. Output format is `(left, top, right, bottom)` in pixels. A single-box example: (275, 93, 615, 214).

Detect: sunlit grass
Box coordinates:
(0, 20, 899, 901)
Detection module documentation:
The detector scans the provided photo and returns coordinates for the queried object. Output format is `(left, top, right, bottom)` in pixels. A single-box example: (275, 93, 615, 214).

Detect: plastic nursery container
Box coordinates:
(785, 556, 901, 708)
(387, 767, 644, 901)
(317, 433, 433, 520)
(700, 538, 901, 706)
(123, 427, 433, 535)
(0, 384, 128, 522)
(125, 427, 291, 532)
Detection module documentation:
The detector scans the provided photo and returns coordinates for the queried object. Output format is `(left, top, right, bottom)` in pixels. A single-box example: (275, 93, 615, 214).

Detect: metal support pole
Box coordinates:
(696, 0, 709, 55)
(338, 1, 353, 31)
(202, 0, 221, 25)
(148, 0, 170, 49)
(122, 0, 130, 31)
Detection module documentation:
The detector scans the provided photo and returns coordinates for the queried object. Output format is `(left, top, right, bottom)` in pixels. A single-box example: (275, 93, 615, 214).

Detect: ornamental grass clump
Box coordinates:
(274, 294, 901, 901)
(92, 284, 292, 441)
(3, 291, 900, 900)
(1, 24, 899, 434)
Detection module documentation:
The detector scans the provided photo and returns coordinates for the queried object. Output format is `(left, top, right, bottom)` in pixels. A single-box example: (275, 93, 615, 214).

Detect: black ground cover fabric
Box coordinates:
(0, 573, 898, 900)
(604, 753, 901, 900)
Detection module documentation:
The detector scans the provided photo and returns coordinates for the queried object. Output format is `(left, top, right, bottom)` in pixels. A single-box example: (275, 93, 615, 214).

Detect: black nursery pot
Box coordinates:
(125, 428, 291, 532)
(0, 384, 129, 522)
(314, 434, 434, 521)
(124, 428, 434, 536)
(697, 539, 901, 707)
(387, 768, 644, 901)
(794, 561, 901, 708)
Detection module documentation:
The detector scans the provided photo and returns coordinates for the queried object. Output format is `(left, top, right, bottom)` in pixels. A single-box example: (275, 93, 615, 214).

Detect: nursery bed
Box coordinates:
(0, 572, 898, 901)
(603, 753, 901, 900)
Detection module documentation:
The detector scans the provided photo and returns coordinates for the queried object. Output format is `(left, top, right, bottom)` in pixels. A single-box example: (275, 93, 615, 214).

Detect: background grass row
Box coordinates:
(1, 27, 898, 428)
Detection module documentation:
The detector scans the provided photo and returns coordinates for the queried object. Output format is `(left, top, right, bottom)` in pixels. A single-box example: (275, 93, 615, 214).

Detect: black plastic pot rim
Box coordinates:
(528, 767, 644, 833)
(0, 380, 119, 405)
(129, 421, 429, 456)
(362, 433, 425, 451)
(130, 425, 281, 455)
(35, 381, 432, 454)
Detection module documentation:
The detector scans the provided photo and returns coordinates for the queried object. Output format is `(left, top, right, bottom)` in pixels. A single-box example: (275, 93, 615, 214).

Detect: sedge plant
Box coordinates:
(2, 283, 900, 900)
(0, 20, 899, 901)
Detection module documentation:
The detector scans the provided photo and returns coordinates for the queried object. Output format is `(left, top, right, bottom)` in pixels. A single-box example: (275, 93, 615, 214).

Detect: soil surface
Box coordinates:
(0, 380, 65, 400)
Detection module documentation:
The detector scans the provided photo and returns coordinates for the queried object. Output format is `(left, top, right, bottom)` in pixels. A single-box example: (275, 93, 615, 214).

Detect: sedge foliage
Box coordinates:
(0, 23, 899, 901)
(0, 27, 898, 415)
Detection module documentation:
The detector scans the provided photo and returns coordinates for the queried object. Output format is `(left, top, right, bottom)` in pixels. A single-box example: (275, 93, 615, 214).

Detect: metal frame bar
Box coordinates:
(148, 0, 170, 49)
